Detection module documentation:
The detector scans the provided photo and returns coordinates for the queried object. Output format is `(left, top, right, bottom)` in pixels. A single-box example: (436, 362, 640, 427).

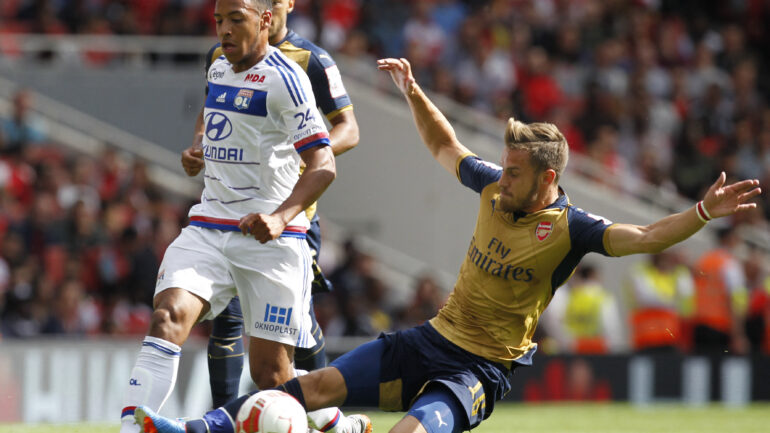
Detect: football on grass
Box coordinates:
(236, 390, 308, 433)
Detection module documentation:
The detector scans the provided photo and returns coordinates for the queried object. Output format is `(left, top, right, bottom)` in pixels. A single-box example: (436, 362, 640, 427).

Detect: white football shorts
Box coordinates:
(155, 225, 315, 348)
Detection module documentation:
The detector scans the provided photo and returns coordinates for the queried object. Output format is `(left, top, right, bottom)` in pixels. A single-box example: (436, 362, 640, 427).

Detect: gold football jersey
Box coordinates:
(430, 154, 615, 366)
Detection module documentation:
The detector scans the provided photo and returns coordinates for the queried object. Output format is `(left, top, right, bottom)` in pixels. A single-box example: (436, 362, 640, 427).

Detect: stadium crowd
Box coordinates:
(1, 0, 769, 356)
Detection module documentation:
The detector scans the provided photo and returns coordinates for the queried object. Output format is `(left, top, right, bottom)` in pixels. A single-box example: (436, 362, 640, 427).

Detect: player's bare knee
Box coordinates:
(249, 356, 290, 389)
(149, 304, 191, 343)
(251, 366, 284, 389)
(149, 308, 175, 338)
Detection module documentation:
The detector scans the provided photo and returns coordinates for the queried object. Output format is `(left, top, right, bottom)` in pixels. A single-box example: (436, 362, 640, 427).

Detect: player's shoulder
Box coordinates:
(283, 30, 333, 59)
(262, 46, 305, 74)
(565, 200, 613, 227)
(259, 47, 312, 106)
(280, 30, 337, 67)
(206, 43, 226, 68)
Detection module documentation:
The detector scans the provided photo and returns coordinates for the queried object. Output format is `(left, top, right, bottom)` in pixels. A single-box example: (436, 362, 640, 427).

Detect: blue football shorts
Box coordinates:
(331, 323, 515, 430)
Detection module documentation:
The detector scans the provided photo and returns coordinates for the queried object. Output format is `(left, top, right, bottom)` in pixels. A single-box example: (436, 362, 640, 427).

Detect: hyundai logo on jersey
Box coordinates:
(204, 112, 233, 141)
(203, 144, 243, 161)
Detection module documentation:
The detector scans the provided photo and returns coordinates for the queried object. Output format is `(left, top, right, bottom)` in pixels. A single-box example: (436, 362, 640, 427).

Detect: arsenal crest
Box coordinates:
(535, 221, 552, 241)
(234, 88, 254, 110)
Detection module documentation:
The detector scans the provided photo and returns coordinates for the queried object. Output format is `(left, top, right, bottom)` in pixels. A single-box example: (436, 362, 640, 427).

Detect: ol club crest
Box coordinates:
(234, 88, 254, 110)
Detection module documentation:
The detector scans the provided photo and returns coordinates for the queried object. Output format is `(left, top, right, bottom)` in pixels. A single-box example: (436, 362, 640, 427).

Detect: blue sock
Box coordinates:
(222, 392, 255, 421)
(185, 393, 255, 433)
(277, 378, 307, 409)
(208, 298, 245, 407)
(294, 300, 327, 371)
(186, 380, 304, 433)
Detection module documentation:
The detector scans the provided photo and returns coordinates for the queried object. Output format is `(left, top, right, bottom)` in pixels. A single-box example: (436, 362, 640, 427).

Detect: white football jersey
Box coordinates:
(189, 45, 330, 236)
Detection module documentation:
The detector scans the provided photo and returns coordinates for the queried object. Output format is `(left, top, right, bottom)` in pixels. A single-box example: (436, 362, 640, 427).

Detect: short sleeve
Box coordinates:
(566, 206, 614, 256)
(457, 155, 502, 194)
(306, 50, 353, 119)
(266, 53, 330, 153)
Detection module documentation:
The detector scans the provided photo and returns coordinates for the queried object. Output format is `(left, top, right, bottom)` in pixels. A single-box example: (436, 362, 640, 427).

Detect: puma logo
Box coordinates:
(214, 341, 237, 352)
(435, 411, 448, 429)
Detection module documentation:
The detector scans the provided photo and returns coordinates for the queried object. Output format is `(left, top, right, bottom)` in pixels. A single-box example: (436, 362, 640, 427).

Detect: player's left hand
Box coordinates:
(239, 213, 287, 243)
(702, 171, 761, 219)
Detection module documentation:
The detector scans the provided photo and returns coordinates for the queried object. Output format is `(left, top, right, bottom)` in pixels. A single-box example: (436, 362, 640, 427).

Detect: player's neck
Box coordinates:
(269, 27, 289, 46)
(232, 42, 269, 73)
(525, 187, 560, 213)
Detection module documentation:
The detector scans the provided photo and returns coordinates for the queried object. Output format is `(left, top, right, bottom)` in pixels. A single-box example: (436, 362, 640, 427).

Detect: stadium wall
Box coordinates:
(1, 340, 768, 424)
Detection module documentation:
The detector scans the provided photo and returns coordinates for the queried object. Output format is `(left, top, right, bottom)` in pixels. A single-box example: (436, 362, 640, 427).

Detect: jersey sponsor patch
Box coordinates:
(479, 160, 502, 170)
(325, 65, 347, 99)
(535, 221, 553, 241)
(209, 66, 227, 81)
(585, 212, 613, 225)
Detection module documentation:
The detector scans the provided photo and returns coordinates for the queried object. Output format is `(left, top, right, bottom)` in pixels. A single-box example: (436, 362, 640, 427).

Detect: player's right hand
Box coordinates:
(181, 144, 205, 176)
(377, 58, 416, 95)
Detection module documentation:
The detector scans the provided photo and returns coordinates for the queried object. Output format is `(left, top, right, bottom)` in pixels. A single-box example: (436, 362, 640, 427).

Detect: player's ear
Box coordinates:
(542, 169, 557, 186)
(287, 0, 295, 13)
(261, 10, 272, 30)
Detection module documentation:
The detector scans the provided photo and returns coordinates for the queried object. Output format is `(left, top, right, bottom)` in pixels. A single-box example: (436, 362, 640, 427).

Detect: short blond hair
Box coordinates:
(504, 117, 569, 181)
(246, 0, 272, 13)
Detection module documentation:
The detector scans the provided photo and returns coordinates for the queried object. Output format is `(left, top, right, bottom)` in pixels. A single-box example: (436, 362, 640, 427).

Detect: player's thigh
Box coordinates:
(155, 227, 237, 320)
(228, 237, 314, 347)
(329, 337, 385, 407)
(404, 385, 465, 433)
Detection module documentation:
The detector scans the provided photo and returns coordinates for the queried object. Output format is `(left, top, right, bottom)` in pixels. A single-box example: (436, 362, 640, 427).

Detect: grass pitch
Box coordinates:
(1, 402, 768, 433)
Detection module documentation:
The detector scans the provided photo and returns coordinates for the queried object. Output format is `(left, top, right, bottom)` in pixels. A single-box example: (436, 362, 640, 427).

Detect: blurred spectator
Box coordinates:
(328, 239, 393, 337)
(40, 278, 100, 335)
(743, 248, 770, 354)
(624, 250, 694, 353)
(403, 2, 447, 79)
(691, 226, 749, 354)
(0, 90, 46, 158)
(541, 264, 623, 354)
(395, 273, 445, 330)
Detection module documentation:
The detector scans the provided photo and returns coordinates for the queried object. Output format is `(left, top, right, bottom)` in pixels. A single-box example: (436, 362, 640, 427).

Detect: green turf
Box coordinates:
(2, 402, 769, 433)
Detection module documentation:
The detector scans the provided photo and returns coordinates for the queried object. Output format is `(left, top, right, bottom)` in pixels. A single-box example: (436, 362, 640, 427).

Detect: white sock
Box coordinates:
(293, 367, 350, 433)
(120, 336, 182, 433)
(308, 407, 349, 432)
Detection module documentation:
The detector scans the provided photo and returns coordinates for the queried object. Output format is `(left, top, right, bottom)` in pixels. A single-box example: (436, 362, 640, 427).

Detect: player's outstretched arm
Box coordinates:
(181, 106, 205, 177)
(239, 145, 336, 243)
(606, 172, 761, 257)
(377, 57, 471, 176)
